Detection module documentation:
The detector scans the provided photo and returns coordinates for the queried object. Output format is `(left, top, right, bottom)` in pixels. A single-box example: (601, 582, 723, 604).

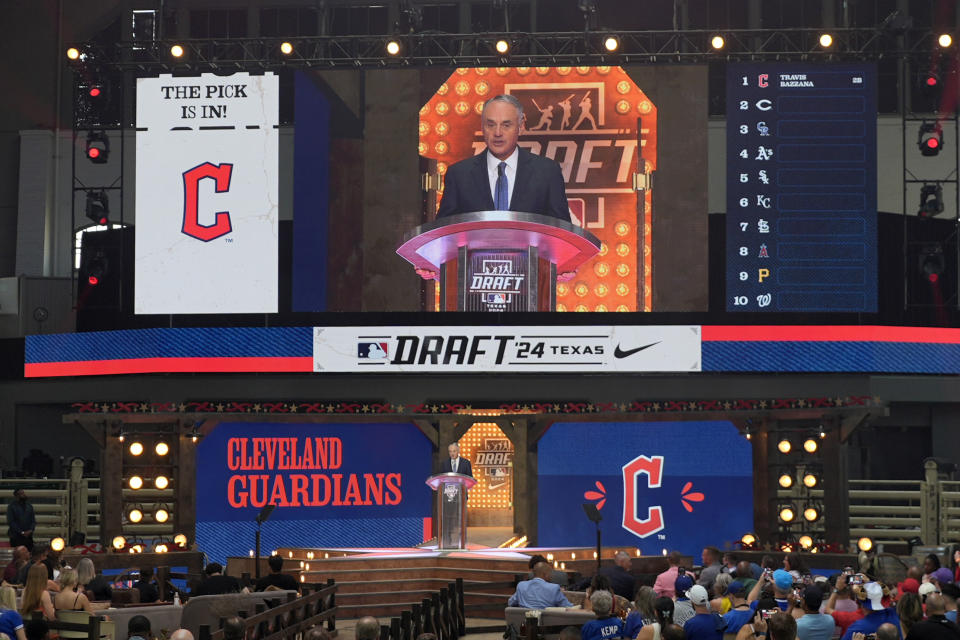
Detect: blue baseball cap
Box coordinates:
(675, 574, 695, 594)
(727, 581, 745, 596)
(773, 569, 793, 590)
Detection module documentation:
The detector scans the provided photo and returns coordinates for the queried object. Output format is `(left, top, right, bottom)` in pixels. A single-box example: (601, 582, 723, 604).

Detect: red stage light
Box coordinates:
(929, 273, 939, 283)
(89, 87, 102, 97)
(88, 275, 99, 286)
(927, 138, 940, 150)
(88, 147, 100, 159)
(926, 76, 938, 87)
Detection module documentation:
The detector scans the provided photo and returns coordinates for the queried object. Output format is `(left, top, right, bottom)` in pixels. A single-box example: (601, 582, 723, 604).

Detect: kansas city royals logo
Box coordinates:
(182, 162, 234, 242)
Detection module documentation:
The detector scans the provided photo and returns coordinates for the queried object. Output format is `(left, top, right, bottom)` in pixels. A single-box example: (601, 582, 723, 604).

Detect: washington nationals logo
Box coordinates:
(182, 162, 234, 242)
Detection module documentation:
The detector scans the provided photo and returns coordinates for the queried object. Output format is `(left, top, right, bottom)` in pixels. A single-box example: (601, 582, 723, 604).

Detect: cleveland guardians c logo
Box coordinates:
(182, 162, 234, 242)
(621, 454, 665, 538)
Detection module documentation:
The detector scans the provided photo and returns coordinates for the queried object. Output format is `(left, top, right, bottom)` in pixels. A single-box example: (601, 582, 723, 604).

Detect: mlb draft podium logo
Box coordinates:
(621, 455, 664, 538)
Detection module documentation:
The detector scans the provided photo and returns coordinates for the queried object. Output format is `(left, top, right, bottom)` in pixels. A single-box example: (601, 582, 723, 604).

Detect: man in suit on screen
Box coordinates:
(436, 94, 572, 221)
(440, 443, 473, 477)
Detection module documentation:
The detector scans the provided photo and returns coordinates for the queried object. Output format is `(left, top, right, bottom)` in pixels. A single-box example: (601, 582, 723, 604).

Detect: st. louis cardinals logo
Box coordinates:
(182, 162, 233, 242)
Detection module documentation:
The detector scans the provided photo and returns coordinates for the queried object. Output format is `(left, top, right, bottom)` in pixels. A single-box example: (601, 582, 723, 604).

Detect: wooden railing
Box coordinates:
(380, 579, 465, 640)
(197, 580, 337, 640)
(32, 612, 107, 640)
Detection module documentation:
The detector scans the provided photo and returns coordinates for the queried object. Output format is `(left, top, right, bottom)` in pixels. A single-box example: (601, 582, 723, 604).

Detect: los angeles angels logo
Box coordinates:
(182, 162, 234, 242)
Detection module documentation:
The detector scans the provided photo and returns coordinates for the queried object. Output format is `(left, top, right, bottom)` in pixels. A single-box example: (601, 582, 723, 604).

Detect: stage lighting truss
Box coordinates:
(67, 28, 952, 72)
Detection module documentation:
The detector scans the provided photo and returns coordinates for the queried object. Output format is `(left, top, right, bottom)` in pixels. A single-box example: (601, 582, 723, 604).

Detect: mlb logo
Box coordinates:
(486, 293, 506, 304)
(357, 342, 388, 359)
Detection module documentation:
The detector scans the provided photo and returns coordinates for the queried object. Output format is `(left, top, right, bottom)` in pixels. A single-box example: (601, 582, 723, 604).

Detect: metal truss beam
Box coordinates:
(71, 28, 947, 72)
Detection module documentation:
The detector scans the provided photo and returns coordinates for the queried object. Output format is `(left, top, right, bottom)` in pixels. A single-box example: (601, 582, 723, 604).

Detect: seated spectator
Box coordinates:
(599, 551, 640, 601)
(897, 593, 923, 639)
(841, 583, 901, 640)
(656, 553, 684, 599)
(583, 575, 624, 615)
(638, 597, 676, 640)
(254, 556, 300, 592)
(127, 615, 152, 640)
(508, 562, 572, 609)
(625, 586, 657, 639)
(683, 585, 725, 640)
(15, 547, 46, 586)
(192, 563, 241, 596)
(19, 564, 54, 620)
(722, 582, 758, 636)
(2, 548, 27, 585)
(23, 620, 47, 640)
(222, 617, 244, 640)
(133, 568, 159, 604)
(76, 558, 111, 602)
(53, 569, 95, 614)
(169, 631, 194, 640)
(526, 555, 569, 587)
(355, 617, 379, 640)
(674, 575, 697, 627)
(580, 590, 623, 640)
(904, 594, 958, 640)
(0, 586, 26, 640)
(795, 586, 833, 640)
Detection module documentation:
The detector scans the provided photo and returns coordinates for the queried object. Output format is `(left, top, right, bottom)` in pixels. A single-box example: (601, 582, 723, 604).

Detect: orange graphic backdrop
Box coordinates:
(419, 66, 657, 311)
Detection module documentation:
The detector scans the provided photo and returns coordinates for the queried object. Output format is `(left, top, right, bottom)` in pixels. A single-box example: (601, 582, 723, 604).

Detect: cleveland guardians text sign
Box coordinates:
(196, 422, 432, 562)
(135, 72, 279, 314)
(537, 421, 753, 554)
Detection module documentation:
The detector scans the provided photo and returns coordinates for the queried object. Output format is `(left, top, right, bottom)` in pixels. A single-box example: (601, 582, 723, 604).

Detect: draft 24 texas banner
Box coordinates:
(537, 421, 753, 554)
(195, 422, 432, 563)
(135, 72, 279, 314)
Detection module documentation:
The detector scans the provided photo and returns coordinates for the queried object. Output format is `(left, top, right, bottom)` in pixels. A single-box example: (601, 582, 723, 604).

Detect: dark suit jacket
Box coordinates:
(436, 148, 571, 220)
(440, 457, 473, 477)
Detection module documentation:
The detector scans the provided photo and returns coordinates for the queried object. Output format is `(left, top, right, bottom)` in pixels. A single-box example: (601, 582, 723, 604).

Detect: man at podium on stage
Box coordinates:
(436, 94, 572, 222)
(440, 443, 473, 477)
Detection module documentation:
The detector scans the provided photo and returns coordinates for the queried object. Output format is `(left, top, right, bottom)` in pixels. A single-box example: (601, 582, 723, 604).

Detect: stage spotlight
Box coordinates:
(85, 130, 109, 163)
(803, 438, 818, 453)
(803, 473, 818, 488)
(939, 34, 953, 48)
(129, 441, 144, 456)
(86, 253, 106, 286)
(129, 476, 143, 490)
(798, 535, 814, 550)
(919, 244, 945, 284)
(778, 473, 794, 488)
(819, 426, 826, 439)
(174, 533, 188, 548)
(386, 40, 401, 56)
(84, 190, 109, 226)
(118, 431, 126, 443)
(741, 533, 756, 547)
(918, 121, 943, 156)
(711, 35, 725, 50)
(779, 541, 794, 552)
(112, 535, 126, 550)
(819, 33, 834, 48)
(155, 441, 169, 456)
(170, 44, 185, 58)
(155, 543, 169, 553)
(493, 39, 510, 55)
(603, 36, 619, 52)
(779, 506, 795, 522)
(128, 508, 143, 523)
(280, 41, 293, 55)
(922, 72, 940, 89)
(857, 537, 873, 552)
(777, 439, 792, 454)
(154, 507, 170, 523)
(919, 184, 944, 218)
(803, 506, 820, 521)
(155, 476, 170, 490)
(129, 543, 144, 554)
(66, 47, 80, 60)
(51, 537, 65, 552)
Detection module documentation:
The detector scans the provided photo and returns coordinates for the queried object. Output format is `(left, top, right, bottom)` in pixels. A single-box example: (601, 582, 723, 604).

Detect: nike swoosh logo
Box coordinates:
(614, 342, 660, 359)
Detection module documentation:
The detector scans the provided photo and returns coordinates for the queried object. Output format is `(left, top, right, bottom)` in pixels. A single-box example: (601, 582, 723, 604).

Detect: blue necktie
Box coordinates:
(495, 161, 508, 210)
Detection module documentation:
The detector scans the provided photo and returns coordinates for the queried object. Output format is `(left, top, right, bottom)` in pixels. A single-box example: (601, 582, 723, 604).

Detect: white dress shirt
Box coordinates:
(486, 147, 518, 209)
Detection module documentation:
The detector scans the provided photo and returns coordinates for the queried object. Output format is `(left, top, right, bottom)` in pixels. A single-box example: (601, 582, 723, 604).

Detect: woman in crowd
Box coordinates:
(895, 592, 923, 638)
(636, 597, 675, 640)
(783, 554, 807, 580)
(0, 586, 26, 640)
(711, 574, 733, 614)
(625, 586, 658, 639)
(923, 554, 941, 581)
(76, 558, 111, 602)
(20, 564, 54, 620)
(53, 569, 96, 614)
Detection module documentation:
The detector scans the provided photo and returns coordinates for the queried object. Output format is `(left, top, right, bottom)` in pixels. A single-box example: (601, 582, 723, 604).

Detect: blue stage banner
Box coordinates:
(196, 422, 432, 563)
(537, 421, 753, 555)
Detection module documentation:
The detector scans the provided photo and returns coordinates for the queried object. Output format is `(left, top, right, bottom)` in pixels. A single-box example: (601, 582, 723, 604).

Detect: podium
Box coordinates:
(397, 211, 601, 311)
(426, 472, 478, 550)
